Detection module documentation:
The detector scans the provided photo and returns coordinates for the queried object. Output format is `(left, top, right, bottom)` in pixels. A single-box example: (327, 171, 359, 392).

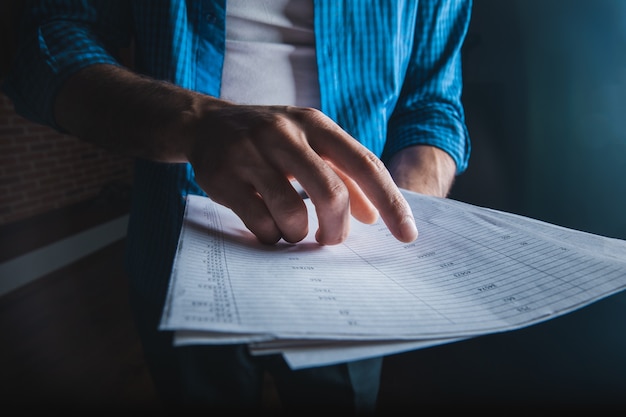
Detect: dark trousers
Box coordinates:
(129, 286, 382, 413)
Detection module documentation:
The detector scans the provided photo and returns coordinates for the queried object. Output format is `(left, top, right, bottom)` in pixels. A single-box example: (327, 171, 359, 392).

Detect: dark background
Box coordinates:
(1, 0, 626, 411)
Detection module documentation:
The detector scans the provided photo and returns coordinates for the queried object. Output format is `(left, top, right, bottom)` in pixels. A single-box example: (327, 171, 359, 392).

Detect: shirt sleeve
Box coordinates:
(383, 0, 472, 174)
(1, 0, 131, 131)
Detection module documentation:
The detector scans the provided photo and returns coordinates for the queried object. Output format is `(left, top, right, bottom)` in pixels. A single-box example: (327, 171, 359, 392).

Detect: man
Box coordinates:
(3, 0, 471, 412)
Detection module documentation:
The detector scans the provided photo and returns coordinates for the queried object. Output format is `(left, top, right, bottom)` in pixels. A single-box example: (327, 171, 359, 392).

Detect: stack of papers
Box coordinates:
(159, 190, 626, 369)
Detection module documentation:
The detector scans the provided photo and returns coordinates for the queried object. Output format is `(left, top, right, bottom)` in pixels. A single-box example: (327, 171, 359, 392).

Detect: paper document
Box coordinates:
(160, 190, 626, 369)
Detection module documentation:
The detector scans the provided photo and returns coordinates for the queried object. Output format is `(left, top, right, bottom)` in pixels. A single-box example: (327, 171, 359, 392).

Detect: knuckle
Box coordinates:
(259, 183, 308, 241)
(388, 192, 407, 212)
(267, 112, 293, 130)
(360, 150, 387, 174)
(324, 180, 350, 210)
(263, 186, 298, 215)
(292, 106, 326, 124)
(256, 112, 305, 148)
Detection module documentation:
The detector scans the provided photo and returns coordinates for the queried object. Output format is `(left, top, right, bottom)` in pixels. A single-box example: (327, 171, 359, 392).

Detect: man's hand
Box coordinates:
(387, 145, 457, 198)
(185, 103, 417, 245)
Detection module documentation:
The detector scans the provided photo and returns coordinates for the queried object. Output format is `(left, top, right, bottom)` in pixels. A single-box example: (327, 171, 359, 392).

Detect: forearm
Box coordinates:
(53, 63, 217, 163)
(384, 0, 472, 177)
(53, 63, 418, 245)
(387, 145, 457, 198)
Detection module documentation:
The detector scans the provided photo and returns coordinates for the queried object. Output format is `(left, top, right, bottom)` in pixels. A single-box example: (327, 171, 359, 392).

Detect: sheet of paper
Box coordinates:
(279, 338, 466, 370)
(160, 190, 626, 367)
(246, 336, 468, 369)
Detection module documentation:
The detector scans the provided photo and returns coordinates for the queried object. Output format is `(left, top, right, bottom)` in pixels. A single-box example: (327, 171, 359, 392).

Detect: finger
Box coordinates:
(256, 116, 353, 245)
(325, 159, 379, 224)
(272, 144, 351, 245)
(307, 122, 418, 243)
(250, 172, 309, 243)
(293, 157, 351, 245)
(338, 150, 417, 242)
(206, 182, 283, 245)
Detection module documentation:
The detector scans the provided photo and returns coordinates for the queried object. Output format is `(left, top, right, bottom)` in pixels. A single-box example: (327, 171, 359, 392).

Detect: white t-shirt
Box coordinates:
(220, 0, 321, 108)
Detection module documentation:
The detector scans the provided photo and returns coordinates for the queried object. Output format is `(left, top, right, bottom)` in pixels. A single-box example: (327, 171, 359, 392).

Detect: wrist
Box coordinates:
(180, 92, 237, 165)
(388, 145, 457, 197)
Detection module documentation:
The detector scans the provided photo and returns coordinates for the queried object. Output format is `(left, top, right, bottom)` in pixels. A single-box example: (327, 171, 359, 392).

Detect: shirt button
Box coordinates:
(206, 13, 216, 24)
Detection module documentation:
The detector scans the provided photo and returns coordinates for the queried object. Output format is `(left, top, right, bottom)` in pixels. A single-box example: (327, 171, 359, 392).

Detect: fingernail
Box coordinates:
(400, 215, 418, 242)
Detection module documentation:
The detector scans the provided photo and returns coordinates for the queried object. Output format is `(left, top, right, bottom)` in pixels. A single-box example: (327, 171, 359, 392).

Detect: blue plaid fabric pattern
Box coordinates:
(3, 0, 472, 303)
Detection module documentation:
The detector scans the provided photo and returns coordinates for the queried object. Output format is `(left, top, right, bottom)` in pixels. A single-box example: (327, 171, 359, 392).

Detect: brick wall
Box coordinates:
(0, 92, 134, 226)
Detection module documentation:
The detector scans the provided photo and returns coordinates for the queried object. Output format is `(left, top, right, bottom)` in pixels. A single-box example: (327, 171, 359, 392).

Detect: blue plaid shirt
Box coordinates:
(4, 0, 472, 305)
